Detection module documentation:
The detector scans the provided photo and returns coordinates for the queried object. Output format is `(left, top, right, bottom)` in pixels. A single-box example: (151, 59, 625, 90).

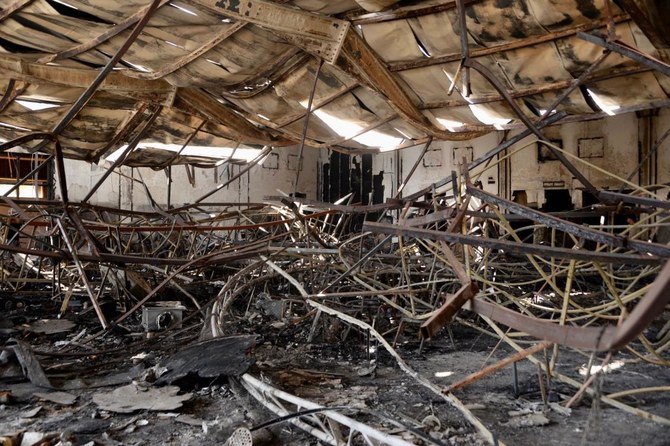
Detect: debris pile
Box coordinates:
(2, 161, 670, 444)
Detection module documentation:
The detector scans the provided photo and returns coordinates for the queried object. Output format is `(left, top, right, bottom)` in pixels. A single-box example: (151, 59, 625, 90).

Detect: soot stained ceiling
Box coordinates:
(0, 0, 668, 167)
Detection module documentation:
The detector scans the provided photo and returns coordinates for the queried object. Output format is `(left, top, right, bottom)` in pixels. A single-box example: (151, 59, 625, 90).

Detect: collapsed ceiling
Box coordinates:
(0, 0, 669, 167)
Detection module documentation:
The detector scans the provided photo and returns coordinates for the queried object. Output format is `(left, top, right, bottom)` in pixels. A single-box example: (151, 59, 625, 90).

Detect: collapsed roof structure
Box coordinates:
(1, 0, 669, 163)
(1, 1, 670, 445)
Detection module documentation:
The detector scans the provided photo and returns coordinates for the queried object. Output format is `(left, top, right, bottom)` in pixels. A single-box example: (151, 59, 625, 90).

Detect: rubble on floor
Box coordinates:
(2, 168, 670, 445)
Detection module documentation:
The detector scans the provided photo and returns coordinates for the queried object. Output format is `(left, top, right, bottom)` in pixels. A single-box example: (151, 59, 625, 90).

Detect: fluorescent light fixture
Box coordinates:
(16, 100, 61, 111)
(169, 2, 198, 16)
(468, 104, 512, 129)
(587, 89, 620, 116)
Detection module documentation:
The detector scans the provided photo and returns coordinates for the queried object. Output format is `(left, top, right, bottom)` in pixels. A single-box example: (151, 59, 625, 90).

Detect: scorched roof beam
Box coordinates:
(419, 64, 650, 109)
(338, 30, 485, 141)
(0, 55, 174, 101)
(37, 0, 171, 65)
(388, 14, 630, 72)
(192, 0, 482, 141)
(615, 0, 670, 52)
(0, 0, 35, 22)
(362, 221, 661, 265)
(577, 31, 670, 77)
(348, 0, 480, 25)
(463, 58, 599, 197)
(49, 0, 162, 137)
(467, 183, 670, 258)
(174, 88, 289, 145)
(190, 0, 350, 64)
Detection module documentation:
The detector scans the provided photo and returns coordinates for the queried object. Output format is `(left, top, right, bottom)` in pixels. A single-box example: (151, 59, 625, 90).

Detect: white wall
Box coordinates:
(395, 133, 502, 200)
(395, 110, 670, 209)
(56, 145, 320, 211)
(55, 110, 670, 211)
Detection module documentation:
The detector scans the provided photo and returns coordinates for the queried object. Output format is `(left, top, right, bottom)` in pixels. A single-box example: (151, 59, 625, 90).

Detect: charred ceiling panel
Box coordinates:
(465, 0, 546, 45)
(523, 89, 594, 115)
(0, 0, 668, 167)
(361, 20, 426, 62)
(407, 11, 462, 57)
(494, 44, 573, 90)
(587, 72, 669, 111)
(556, 27, 638, 76)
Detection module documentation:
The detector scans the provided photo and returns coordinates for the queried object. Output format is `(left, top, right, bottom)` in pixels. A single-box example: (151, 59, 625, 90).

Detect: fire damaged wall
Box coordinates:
(397, 110, 670, 211)
(321, 152, 382, 207)
(56, 146, 320, 211)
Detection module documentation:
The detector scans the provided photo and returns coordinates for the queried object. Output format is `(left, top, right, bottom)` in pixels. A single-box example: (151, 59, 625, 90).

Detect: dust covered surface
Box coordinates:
(2, 309, 670, 445)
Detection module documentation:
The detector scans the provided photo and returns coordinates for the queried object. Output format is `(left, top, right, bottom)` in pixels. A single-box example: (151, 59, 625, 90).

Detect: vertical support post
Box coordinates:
(53, 141, 68, 204)
(293, 58, 323, 198)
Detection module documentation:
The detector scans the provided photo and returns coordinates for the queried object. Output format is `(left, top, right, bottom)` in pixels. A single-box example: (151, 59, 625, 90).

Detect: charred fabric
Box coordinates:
(1, 0, 670, 445)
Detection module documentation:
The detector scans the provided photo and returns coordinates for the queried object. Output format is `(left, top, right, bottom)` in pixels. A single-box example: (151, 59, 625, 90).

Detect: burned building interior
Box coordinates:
(1, 0, 670, 444)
